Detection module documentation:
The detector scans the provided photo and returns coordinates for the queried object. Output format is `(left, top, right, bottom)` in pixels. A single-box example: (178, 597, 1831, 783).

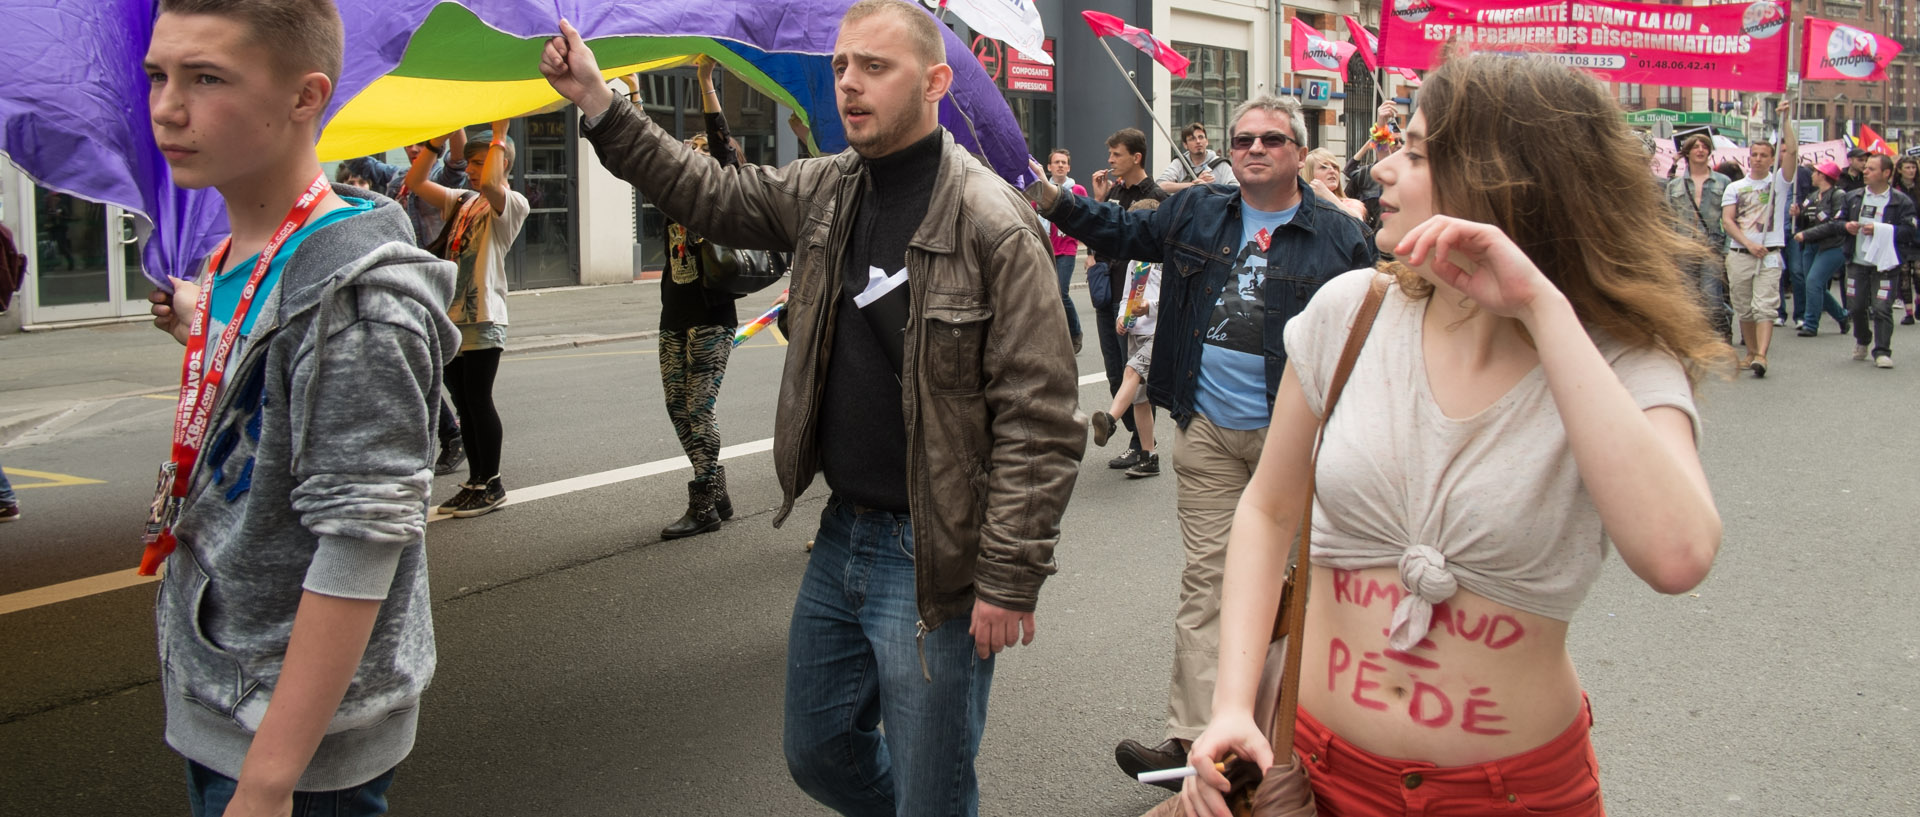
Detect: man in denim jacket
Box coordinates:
(1029, 94, 1375, 785)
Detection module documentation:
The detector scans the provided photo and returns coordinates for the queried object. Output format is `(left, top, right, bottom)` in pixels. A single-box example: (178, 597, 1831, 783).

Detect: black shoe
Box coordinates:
(436, 484, 477, 514)
(662, 480, 722, 539)
(1090, 411, 1115, 446)
(1072, 334, 1084, 354)
(449, 477, 506, 518)
(1905, 313, 1916, 326)
(1837, 315, 1850, 334)
(1126, 452, 1161, 478)
(1797, 326, 1816, 337)
(0, 501, 18, 523)
(1108, 449, 1143, 470)
(1116, 738, 1189, 793)
(433, 436, 466, 476)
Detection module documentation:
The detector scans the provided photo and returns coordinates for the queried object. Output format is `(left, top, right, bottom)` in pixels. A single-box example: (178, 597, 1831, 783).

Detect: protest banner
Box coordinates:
(1650, 137, 1847, 178)
(1380, 0, 1792, 93)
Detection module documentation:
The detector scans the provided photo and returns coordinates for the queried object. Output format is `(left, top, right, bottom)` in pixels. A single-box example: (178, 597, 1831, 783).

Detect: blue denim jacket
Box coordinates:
(1045, 178, 1377, 427)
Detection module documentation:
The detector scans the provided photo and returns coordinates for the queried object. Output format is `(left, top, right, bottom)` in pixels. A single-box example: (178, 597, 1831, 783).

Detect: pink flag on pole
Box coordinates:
(1342, 15, 1380, 72)
(1803, 17, 1902, 82)
(1289, 17, 1358, 76)
(1081, 10, 1190, 77)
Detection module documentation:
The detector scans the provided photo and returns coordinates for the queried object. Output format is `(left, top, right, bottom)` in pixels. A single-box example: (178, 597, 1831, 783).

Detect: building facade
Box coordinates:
(5, 0, 1426, 333)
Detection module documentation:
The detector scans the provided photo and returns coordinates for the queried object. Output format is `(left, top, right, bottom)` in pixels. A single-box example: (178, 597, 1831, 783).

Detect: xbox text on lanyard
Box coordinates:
(139, 173, 331, 575)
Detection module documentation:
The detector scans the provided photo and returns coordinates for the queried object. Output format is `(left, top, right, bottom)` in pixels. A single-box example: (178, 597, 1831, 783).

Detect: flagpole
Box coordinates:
(1094, 36, 1198, 179)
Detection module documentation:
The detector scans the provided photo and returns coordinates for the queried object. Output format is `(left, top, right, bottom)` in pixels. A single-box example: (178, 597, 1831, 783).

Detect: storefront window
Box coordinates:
(1172, 43, 1248, 152)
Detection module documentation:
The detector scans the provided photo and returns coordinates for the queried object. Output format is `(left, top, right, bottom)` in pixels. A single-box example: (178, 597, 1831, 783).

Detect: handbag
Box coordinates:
(698, 238, 787, 296)
(1146, 274, 1388, 817)
(1086, 260, 1114, 310)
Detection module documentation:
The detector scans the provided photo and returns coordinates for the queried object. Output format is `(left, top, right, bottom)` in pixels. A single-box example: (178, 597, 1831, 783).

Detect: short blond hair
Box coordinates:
(842, 0, 946, 68)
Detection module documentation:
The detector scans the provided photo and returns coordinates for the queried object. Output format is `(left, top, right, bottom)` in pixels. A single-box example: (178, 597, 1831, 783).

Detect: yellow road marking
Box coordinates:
(0, 570, 157, 616)
(7, 469, 106, 489)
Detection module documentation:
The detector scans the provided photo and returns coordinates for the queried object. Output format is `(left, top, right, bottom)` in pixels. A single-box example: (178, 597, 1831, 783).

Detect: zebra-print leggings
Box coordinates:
(659, 325, 733, 486)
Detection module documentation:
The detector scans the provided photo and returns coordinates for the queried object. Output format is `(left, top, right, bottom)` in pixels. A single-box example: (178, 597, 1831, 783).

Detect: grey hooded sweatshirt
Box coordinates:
(157, 185, 458, 791)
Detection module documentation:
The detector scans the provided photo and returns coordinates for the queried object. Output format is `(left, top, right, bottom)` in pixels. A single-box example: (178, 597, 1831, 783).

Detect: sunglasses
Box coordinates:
(1230, 131, 1298, 151)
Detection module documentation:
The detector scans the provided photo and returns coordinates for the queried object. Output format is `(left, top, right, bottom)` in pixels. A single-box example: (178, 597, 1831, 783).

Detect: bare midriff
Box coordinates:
(1297, 564, 1584, 767)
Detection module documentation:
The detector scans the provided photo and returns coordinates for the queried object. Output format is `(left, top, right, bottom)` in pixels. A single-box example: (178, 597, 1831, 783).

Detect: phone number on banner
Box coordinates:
(1638, 58, 1718, 71)
(1540, 52, 1626, 69)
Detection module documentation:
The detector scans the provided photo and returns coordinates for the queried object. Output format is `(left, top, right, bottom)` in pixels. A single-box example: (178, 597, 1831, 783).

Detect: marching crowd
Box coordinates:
(121, 0, 1849, 815)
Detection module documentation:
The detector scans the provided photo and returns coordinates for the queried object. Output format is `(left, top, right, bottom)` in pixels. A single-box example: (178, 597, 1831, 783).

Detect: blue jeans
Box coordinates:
(1779, 234, 1804, 321)
(1801, 246, 1849, 331)
(784, 497, 995, 817)
(0, 460, 14, 505)
(187, 761, 394, 817)
(1053, 254, 1081, 339)
(1696, 262, 1731, 340)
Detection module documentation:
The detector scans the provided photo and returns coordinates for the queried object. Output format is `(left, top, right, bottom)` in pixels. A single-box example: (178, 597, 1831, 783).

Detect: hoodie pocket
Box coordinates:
(160, 552, 257, 722)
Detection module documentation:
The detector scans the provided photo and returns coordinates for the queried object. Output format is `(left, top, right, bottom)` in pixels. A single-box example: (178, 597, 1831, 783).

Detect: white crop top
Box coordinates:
(1284, 270, 1701, 651)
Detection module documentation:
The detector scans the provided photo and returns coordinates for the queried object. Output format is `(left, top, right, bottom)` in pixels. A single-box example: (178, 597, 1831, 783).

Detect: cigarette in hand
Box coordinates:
(1135, 761, 1228, 785)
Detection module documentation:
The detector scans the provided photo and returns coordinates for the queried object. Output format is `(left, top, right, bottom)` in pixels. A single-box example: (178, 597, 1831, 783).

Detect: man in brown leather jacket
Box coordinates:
(542, 2, 1084, 813)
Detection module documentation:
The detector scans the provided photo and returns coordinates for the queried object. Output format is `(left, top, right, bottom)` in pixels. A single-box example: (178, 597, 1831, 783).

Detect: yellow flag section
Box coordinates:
(316, 4, 829, 160)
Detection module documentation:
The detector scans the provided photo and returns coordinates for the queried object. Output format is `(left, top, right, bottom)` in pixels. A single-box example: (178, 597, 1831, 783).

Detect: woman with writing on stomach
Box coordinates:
(1181, 53, 1728, 817)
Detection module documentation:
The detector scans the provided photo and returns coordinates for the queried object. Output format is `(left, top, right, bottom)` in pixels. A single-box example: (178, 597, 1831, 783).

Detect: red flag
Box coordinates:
(1290, 18, 1358, 76)
(1803, 16, 1903, 82)
(1859, 123, 1893, 156)
(1081, 10, 1190, 77)
(1342, 16, 1379, 72)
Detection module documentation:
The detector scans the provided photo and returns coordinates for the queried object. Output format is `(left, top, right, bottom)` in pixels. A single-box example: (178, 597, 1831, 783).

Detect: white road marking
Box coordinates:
(2, 372, 1110, 614)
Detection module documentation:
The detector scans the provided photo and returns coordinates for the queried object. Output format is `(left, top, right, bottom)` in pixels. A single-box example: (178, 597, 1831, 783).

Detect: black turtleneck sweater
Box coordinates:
(817, 128, 943, 512)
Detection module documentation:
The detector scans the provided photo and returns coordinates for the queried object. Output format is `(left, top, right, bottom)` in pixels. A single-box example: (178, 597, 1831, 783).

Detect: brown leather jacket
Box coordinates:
(583, 102, 1086, 631)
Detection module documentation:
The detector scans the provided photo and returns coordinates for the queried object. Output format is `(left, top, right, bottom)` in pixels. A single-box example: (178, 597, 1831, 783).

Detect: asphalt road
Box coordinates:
(1, 308, 1916, 816)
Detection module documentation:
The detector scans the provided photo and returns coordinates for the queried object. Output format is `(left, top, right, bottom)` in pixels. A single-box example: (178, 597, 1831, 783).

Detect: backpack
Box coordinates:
(0, 222, 26, 312)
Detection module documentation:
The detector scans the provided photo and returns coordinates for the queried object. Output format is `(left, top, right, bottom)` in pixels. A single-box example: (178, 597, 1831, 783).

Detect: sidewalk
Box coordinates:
(0, 279, 670, 445)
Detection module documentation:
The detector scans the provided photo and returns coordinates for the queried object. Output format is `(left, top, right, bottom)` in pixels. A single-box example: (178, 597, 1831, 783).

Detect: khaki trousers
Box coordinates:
(1166, 413, 1268, 741)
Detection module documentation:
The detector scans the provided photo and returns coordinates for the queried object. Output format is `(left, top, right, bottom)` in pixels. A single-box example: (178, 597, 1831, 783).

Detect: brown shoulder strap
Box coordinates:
(1268, 273, 1389, 742)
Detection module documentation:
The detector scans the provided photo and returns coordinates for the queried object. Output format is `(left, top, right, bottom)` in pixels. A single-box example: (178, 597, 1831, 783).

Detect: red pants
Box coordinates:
(1291, 697, 1605, 816)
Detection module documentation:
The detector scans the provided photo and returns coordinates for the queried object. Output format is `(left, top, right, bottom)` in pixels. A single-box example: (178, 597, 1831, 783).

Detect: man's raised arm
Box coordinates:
(540, 18, 808, 251)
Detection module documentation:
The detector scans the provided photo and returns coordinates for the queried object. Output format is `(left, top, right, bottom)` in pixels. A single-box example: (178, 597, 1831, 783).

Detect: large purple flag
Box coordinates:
(0, 0, 1034, 286)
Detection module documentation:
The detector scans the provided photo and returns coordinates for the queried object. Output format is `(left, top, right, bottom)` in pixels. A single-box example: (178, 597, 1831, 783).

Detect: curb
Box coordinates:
(504, 330, 658, 356)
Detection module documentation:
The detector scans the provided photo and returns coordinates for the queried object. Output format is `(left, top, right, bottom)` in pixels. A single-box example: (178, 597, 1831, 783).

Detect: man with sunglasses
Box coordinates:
(1028, 95, 1376, 787)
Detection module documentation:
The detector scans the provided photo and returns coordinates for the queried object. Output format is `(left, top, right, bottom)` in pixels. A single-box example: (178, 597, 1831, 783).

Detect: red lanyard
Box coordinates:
(139, 173, 330, 574)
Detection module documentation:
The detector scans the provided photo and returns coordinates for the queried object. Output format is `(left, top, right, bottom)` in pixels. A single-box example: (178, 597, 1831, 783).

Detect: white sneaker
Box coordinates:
(1854, 345, 1870, 361)
(1773, 316, 1788, 326)
(1876, 354, 1894, 369)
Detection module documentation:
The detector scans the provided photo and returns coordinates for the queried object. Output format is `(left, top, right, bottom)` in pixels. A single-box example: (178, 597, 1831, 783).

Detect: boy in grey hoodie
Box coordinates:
(144, 2, 456, 813)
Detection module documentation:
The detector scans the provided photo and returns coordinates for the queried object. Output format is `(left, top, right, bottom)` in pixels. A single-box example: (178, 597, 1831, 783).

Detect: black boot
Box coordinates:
(710, 466, 733, 521)
(661, 480, 722, 539)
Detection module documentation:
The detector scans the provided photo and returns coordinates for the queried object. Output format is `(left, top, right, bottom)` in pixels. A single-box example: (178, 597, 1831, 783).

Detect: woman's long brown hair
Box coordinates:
(1387, 53, 1734, 385)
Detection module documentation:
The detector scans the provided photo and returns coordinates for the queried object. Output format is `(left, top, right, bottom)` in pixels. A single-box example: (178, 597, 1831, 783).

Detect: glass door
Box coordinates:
(21, 180, 148, 323)
(507, 111, 578, 290)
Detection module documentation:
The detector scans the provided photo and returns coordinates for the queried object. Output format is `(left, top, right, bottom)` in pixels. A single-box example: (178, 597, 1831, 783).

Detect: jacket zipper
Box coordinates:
(915, 620, 932, 682)
(784, 176, 856, 522)
(902, 244, 933, 680)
